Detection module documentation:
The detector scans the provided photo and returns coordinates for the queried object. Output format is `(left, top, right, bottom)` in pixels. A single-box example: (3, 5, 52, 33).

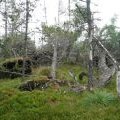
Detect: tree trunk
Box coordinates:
(86, 0, 93, 90)
(93, 37, 118, 87)
(51, 40, 58, 80)
(22, 0, 29, 78)
(98, 50, 108, 72)
(117, 71, 120, 96)
(11, 0, 15, 36)
(98, 50, 116, 87)
(44, 0, 47, 24)
(4, 0, 8, 39)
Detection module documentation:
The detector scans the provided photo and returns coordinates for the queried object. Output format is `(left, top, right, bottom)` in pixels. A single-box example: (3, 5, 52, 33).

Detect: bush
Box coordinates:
(82, 90, 116, 107)
(0, 57, 32, 79)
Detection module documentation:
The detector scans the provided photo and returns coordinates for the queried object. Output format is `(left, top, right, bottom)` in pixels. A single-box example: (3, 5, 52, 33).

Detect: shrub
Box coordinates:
(0, 57, 32, 79)
(82, 90, 116, 107)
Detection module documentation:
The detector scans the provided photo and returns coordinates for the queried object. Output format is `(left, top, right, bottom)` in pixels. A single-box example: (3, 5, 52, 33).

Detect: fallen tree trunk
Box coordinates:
(97, 50, 116, 87)
(93, 37, 119, 87)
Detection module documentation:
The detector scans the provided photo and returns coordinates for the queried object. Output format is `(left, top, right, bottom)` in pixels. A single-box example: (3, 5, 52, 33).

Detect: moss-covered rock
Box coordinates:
(0, 57, 32, 79)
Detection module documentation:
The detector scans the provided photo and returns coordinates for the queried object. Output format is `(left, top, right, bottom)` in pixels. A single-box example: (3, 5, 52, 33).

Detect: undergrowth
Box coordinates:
(0, 65, 119, 120)
(81, 90, 117, 107)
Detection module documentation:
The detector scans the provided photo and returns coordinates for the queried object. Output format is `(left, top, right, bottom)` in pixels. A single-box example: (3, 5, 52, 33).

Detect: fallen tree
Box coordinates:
(92, 37, 119, 88)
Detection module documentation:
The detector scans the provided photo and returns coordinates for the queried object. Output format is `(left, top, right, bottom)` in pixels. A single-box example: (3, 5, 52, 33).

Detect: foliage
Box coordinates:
(0, 57, 32, 79)
(81, 90, 117, 107)
(99, 16, 120, 61)
(0, 33, 36, 58)
(39, 67, 51, 76)
(72, 3, 87, 34)
(42, 25, 78, 61)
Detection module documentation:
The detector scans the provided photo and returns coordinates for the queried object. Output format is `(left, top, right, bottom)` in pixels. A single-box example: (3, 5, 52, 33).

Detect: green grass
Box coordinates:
(81, 90, 117, 107)
(57, 64, 88, 84)
(0, 65, 120, 120)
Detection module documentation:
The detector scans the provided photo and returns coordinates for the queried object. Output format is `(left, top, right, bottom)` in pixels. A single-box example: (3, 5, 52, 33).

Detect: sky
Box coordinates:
(31, 0, 120, 26)
(92, 0, 120, 26)
(0, 0, 120, 46)
(30, 0, 120, 45)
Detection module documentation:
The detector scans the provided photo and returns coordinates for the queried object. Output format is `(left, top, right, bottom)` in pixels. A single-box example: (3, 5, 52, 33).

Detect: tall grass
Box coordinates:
(82, 90, 117, 107)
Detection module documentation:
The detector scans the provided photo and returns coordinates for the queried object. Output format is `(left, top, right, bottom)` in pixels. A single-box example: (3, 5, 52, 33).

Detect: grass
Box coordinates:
(0, 64, 120, 120)
(81, 90, 117, 107)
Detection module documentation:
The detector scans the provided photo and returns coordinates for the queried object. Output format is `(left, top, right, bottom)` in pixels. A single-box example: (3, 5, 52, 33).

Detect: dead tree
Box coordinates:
(51, 39, 58, 80)
(43, 0, 47, 24)
(68, 0, 70, 29)
(86, 0, 94, 90)
(4, 0, 8, 39)
(94, 37, 120, 96)
(22, 0, 29, 78)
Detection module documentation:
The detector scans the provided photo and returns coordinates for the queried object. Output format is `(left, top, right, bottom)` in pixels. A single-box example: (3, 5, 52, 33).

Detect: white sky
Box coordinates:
(30, 0, 120, 45)
(92, 0, 120, 26)
(31, 0, 120, 26)
(1, 0, 120, 46)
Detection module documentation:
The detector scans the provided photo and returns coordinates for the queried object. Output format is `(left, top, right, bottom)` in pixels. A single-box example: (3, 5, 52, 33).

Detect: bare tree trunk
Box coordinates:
(117, 71, 120, 96)
(4, 0, 8, 39)
(44, 0, 47, 24)
(68, 0, 70, 30)
(95, 37, 119, 69)
(51, 40, 58, 80)
(99, 50, 108, 72)
(86, 0, 93, 90)
(22, 0, 29, 78)
(11, 0, 15, 36)
(68, 0, 70, 22)
(58, 0, 60, 25)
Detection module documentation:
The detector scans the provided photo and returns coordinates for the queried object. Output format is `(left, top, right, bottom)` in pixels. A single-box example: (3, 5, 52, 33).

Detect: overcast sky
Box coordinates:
(31, 0, 120, 26)
(1, 0, 120, 45)
(30, 0, 120, 45)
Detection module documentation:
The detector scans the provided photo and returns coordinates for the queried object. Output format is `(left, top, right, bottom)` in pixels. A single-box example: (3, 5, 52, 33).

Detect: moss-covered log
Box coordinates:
(0, 57, 32, 79)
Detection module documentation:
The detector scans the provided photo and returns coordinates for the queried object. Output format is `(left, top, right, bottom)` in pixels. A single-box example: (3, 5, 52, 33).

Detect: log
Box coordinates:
(94, 37, 119, 70)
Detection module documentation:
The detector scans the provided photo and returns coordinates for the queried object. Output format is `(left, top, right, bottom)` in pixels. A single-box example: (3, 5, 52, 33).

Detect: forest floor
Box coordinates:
(0, 64, 120, 120)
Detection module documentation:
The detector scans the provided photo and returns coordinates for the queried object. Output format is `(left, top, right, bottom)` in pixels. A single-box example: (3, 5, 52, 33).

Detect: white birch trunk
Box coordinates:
(116, 71, 120, 96)
(5, 0, 8, 39)
(51, 40, 57, 80)
(87, 0, 93, 90)
(22, 0, 29, 78)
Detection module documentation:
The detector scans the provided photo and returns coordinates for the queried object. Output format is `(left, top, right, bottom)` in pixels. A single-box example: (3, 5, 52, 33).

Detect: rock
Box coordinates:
(70, 85, 87, 93)
(19, 80, 49, 91)
(0, 57, 32, 79)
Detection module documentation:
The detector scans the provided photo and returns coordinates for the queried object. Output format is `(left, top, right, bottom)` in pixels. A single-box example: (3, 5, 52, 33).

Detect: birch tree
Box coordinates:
(42, 25, 77, 80)
(22, 0, 29, 77)
(86, 0, 93, 90)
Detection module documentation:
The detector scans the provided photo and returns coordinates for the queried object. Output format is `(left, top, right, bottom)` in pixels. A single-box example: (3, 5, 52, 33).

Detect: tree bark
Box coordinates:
(117, 71, 120, 96)
(22, 0, 29, 78)
(86, 0, 93, 90)
(4, 0, 8, 39)
(51, 40, 58, 80)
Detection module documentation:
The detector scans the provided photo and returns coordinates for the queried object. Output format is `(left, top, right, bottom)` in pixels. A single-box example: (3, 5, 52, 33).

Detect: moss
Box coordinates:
(0, 65, 119, 120)
(0, 57, 32, 79)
